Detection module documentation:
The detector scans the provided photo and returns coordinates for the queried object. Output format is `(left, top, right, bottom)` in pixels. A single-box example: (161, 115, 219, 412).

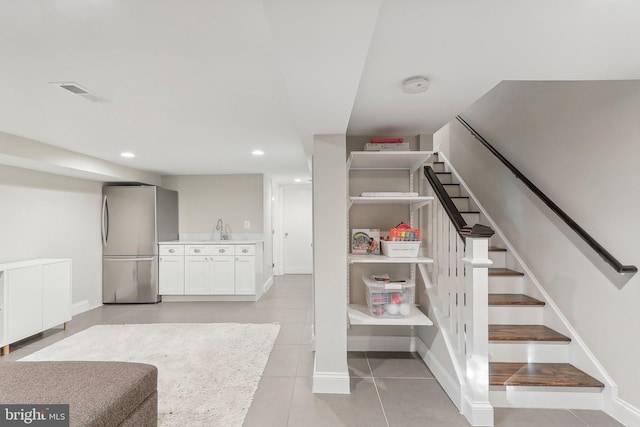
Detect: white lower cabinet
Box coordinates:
(159, 256, 185, 295)
(184, 255, 210, 294)
(211, 255, 235, 294)
(235, 245, 256, 295)
(163, 243, 260, 296)
(0, 259, 72, 354)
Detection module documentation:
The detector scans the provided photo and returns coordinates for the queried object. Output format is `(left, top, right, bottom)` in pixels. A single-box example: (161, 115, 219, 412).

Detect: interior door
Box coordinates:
(283, 186, 313, 274)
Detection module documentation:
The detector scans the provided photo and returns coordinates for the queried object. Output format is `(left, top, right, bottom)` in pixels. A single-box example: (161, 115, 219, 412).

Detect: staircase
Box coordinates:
(430, 160, 605, 410)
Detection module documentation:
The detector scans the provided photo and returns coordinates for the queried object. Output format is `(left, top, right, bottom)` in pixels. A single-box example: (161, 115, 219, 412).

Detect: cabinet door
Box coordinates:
(159, 256, 185, 295)
(184, 256, 210, 294)
(7, 266, 43, 343)
(42, 261, 72, 329)
(235, 256, 256, 295)
(210, 256, 235, 295)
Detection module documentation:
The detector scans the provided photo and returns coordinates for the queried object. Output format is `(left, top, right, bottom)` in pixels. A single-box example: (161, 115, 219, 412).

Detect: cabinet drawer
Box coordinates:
(186, 245, 209, 255)
(235, 245, 255, 256)
(211, 245, 234, 256)
(159, 245, 184, 255)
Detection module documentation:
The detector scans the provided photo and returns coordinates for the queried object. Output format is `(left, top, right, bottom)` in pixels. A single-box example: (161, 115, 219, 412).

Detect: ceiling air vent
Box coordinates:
(50, 82, 106, 103)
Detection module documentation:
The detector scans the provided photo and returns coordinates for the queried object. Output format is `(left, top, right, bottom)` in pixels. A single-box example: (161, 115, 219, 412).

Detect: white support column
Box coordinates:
(462, 237, 494, 426)
(312, 134, 350, 394)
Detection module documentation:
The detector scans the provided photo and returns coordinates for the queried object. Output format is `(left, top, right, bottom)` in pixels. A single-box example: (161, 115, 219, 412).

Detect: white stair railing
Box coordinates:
(424, 167, 494, 426)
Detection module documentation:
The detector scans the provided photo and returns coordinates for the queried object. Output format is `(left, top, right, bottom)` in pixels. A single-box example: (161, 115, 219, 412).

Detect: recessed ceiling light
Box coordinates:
(252, 150, 264, 156)
(294, 178, 302, 183)
(121, 152, 135, 158)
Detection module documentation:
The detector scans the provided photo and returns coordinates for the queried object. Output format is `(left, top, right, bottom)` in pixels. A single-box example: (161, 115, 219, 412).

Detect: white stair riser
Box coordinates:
(451, 198, 470, 211)
(489, 276, 524, 294)
(489, 342, 569, 363)
(489, 306, 543, 325)
(443, 185, 460, 197)
(431, 163, 445, 173)
(490, 388, 603, 410)
(488, 251, 506, 268)
(461, 212, 480, 225)
(435, 173, 453, 184)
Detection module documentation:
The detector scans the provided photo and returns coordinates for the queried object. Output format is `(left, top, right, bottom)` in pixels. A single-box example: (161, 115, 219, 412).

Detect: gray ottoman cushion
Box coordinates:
(0, 361, 157, 427)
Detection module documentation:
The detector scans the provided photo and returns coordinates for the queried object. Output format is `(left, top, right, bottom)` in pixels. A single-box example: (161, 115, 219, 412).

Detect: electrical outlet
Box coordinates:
(244, 220, 250, 229)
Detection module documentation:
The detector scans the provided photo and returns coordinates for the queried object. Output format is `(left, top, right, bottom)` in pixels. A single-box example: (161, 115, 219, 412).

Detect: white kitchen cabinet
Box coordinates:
(0, 259, 72, 355)
(211, 255, 235, 294)
(159, 242, 264, 299)
(159, 256, 185, 295)
(235, 246, 256, 295)
(184, 255, 211, 294)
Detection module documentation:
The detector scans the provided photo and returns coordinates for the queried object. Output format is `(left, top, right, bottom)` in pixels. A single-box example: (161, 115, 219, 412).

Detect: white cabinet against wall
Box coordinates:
(235, 245, 256, 295)
(0, 259, 72, 355)
(159, 245, 185, 295)
(161, 243, 261, 298)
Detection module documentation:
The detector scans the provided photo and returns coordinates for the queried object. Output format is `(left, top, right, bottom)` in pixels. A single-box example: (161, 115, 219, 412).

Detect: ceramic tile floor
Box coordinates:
(1, 274, 624, 427)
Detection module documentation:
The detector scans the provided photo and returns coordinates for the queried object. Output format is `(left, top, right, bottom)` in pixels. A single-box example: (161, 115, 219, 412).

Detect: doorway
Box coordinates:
(282, 185, 313, 274)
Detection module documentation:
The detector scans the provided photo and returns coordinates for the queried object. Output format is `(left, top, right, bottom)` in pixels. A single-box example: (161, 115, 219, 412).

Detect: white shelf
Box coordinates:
(348, 304, 433, 326)
(349, 255, 433, 264)
(349, 196, 433, 212)
(347, 151, 434, 172)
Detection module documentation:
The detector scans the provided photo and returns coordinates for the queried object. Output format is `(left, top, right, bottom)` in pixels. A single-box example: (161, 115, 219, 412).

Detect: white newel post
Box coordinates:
(462, 237, 494, 426)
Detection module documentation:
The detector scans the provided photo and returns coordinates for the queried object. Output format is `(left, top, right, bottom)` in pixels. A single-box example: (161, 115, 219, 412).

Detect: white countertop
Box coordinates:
(159, 240, 263, 245)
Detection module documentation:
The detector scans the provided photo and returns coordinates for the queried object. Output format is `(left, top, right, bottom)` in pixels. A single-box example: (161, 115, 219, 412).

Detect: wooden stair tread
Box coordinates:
(490, 362, 604, 388)
(489, 325, 570, 342)
(489, 246, 507, 252)
(489, 294, 545, 306)
(489, 268, 524, 276)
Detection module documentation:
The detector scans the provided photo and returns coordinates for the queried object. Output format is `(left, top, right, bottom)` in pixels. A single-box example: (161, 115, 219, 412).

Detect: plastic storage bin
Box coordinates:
(363, 276, 415, 318)
(381, 240, 421, 258)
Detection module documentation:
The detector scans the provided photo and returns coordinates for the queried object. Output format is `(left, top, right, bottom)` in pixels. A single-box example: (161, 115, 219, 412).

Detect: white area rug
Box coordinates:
(20, 323, 280, 426)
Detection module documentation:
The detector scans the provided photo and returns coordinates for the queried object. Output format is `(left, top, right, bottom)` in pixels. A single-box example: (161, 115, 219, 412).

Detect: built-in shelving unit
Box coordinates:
(347, 150, 435, 327)
(348, 304, 433, 326)
(349, 254, 433, 264)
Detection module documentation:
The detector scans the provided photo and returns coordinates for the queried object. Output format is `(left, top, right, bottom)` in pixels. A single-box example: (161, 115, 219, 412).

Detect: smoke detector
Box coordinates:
(401, 76, 429, 94)
(50, 82, 106, 103)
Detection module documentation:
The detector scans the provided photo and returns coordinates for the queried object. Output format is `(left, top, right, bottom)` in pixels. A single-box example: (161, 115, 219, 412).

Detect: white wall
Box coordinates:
(437, 80, 640, 409)
(0, 166, 103, 311)
(161, 174, 264, 237)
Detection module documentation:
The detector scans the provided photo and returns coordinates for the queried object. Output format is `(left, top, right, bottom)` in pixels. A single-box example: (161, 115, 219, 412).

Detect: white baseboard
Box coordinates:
(71, 300, 91, 316)
(490, 387, 603, 410)
(312, 358, 350, 394)
(347, 335, 417, 352)
(162, 295, 257, 302)
(415, 338, 463, 412)
(462, 398, 494, 427)
(608, 396, 640, 427)
(263, 276, 274, 293)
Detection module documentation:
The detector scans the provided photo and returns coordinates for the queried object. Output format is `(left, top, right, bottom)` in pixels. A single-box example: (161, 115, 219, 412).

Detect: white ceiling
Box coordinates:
(1, 0, 639, 183)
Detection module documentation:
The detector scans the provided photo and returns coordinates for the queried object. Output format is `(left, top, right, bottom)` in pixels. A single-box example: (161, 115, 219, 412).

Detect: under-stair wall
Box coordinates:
(431, 80, 640, 426)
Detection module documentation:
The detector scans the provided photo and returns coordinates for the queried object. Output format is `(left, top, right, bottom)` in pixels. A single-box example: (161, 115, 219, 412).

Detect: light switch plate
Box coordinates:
(244, 220, 250, 229)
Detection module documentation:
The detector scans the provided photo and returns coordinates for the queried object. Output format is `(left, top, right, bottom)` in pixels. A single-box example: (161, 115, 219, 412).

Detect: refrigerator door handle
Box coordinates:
(104, 257, 156, 262)
(101, 195, 109, 247)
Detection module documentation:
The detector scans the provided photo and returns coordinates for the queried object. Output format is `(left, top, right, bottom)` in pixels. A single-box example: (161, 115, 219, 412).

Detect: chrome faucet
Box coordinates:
(216, 219, 228, 240)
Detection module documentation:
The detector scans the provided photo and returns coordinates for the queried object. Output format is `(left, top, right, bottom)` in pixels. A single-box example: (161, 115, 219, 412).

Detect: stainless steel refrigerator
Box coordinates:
(102, 185, 178, 303)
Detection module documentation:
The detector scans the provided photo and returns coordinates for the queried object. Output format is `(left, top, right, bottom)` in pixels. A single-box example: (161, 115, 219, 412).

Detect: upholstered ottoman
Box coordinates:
(0, 361, 157, 427)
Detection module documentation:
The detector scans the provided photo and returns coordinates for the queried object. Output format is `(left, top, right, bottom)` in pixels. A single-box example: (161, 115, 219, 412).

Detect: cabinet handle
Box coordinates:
(194, 248, 201, 253)
(218, 248, 226, 253)
(242, 249, 249, 253)
(169, 249, 175, 253)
